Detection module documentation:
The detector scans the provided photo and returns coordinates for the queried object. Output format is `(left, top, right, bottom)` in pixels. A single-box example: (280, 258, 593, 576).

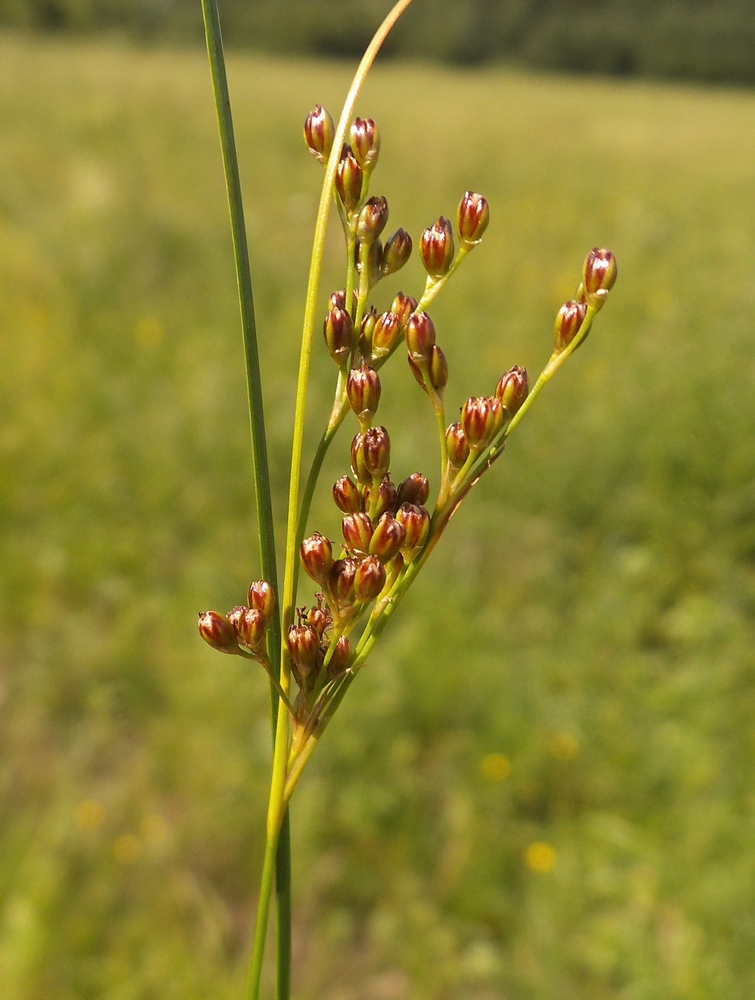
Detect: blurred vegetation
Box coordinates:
(1, 0, 755, 85)
(2, 29, 755, 1000)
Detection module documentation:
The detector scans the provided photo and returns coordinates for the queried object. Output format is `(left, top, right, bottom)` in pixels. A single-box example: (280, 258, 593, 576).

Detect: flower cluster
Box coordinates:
(199, 103, 617, 741)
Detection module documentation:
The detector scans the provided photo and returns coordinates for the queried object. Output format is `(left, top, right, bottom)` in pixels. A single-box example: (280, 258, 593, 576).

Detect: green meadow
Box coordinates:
(2, 30, 755, 1000)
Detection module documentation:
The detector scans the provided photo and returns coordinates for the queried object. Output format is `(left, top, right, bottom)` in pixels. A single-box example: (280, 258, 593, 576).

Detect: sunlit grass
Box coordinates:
(1, 30, 755, 999)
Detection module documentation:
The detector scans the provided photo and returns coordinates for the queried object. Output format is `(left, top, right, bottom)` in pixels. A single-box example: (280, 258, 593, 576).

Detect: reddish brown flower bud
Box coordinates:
(342, 511, 374, 553)
(428, 344, 448, 392)
(357, 196, 389, 245)
(582, 247, 617, 304)
(227, 604, 247, 632)
(371, 477, 398, 518)
(350, 432, 370, 485)
(396, 503, 430, 562)
(554, 299, 588, 353)
(247, 580, 275, 619)
(324, 307, 354, 367)
(495, 366, 529, 418)
(359, 306, 379, 355)
(457, 191, 490, 246)
(329, 557, 358, 606)
(405, 312, 436, 364)
(390, 292, 417, 328)
(306, 606, 329, 636)
(397, 472, 430, 507)
(329, 288, 357, 316)
(371, 311, 402, 360)
(421, 216, 455, 278)
(347, 362, 381, 423)
(354, 554, 386, 602)
(300, 532, 334, 585)
(287, 624, 320, 674)
(237, 608, 267, 653)
(381, 229, 413, 276)
(328, 635, 351, 678)
(198, 610, 239, 655)
(336, 144, 363, 212)
(350, 117, 380, 170)
(368, 239, 384, 288)
(446, 422, 470, 468)
(461, 395, 504, 450)
(362, 426, 391, 480)
(333, 475, 363, 514)
(369, 512, 406, 563)
(303, 105, 335, 165)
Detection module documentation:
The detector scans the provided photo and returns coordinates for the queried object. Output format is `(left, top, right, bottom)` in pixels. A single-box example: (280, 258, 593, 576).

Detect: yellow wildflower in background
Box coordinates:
(481, 753, 511, 782)
(524, 841, 556, 872)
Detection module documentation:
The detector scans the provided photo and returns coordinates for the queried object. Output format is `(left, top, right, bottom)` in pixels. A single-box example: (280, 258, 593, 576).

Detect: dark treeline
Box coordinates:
(3, 0, 755, 85)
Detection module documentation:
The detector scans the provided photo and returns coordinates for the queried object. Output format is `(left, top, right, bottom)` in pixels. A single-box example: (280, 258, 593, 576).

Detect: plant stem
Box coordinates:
(246, 5, 417, 997)
(245, 821, 281, 1000)
(199, 2, 291, 995)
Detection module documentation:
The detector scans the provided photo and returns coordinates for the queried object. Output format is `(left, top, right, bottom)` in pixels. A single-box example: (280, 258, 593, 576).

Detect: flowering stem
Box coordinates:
(246, 5, 417, 998)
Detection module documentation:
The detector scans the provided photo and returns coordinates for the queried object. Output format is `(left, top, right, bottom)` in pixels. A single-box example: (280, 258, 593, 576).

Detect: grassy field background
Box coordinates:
(1, 31, 755, 1000)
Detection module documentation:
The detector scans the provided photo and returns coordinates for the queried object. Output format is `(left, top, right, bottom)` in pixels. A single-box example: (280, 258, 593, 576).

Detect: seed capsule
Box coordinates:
(396, 503, 430, 562)
(350, 117, 380, 170)
(328, 635, 352, 678)
(336, 144, 363, 212)
(397, 472, 430, 507)
(461, 395, 504, 450)
(371, 477, 398, 518)
(329, 557, 358, 606)
(357, 196, 389, 245)
(554, 300, 588, 353)
(237, 608, 267, 653)
(582, 247, 617, 304)
(350, 432, 370, 485)
(347, 362, 381, 423)
(306, 606, 329, 636)
(495, 366, 529, 418)
(359, 306, 379, 355)
(303, 105, 335, 165)
(362, 426, 391, 480)
(428, 344, 448, 392)
(369, 512, 406, 563)
(420, 216, 455, 278)
(329, 288, 357, 316)
(300, 532, 334, 585)
(287, 624, 320, 675)
(405, 312, 436, 364)
(198, 610, 239, 655)
(457, 191, 490, 246)
(446, 422, 470, 468)
(354, 555, 386, 602)
(382, 229, 413, 276)
(342, 511, 374, 553)
(333, 475, 363, 514)
(247, 580, 275, 619)
(323, 307, 354, 367)
(390, 292, 417, 328)
(371, 311, 402, 359)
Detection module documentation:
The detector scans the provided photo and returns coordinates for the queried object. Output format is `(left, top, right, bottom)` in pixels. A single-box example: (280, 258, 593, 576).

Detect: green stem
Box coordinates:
(416, 246, 469, 313)
(246, 7, 417, 999)
(199, 3, 290, 996)
(274, 813, 291, 1000)
(245, 822, 280, 1000)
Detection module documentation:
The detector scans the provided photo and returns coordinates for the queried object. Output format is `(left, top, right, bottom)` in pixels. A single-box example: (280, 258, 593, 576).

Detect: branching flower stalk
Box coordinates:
(198, 1, 617, 997)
